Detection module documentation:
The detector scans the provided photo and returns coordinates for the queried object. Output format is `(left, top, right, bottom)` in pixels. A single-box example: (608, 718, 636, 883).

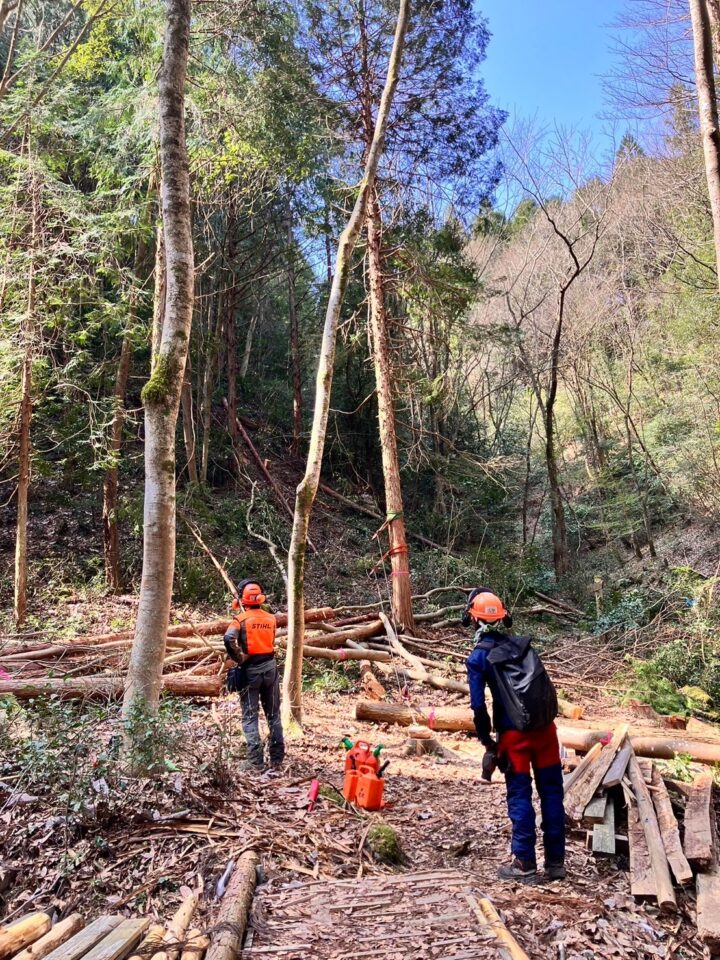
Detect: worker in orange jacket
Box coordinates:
(224, 580, 285, 770)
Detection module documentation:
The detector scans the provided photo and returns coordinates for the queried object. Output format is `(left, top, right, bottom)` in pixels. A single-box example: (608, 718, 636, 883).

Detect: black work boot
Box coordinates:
(497, 858, 537, 882)
(544, 861, 566, 880)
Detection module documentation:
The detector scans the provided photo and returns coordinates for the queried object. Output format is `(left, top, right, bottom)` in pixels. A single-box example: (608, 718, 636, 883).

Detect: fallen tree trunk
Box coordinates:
(301, 646, 390, 663)
(354, 702, 720, 762)
(0, 674, 223, 701)
(69, 608, 336, 647)
(206, 851, 258, 960)
(318, 483, 447, 551)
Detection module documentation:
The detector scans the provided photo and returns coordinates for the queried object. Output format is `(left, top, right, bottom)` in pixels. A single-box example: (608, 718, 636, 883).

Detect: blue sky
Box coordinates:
(478, 0, 629, 149)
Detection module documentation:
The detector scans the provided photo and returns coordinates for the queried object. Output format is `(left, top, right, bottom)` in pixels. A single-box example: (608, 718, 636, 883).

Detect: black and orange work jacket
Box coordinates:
(223, 607, 276, 665)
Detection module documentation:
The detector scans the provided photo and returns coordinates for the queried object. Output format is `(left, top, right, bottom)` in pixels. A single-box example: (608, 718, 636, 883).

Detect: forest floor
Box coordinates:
(1, 665, 705, 960)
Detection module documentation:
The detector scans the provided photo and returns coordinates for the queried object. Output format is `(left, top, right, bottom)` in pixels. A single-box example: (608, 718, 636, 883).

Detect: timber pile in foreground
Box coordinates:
(563, 725, 720, 950)
(0, 854, 258, 960)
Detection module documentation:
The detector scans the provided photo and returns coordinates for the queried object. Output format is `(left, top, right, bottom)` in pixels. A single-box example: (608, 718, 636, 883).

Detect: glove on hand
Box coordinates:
(481, 741, 497, 782)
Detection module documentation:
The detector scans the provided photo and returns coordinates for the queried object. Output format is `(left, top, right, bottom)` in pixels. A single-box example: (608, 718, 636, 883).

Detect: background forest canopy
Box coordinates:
(3, 0, 720, 701)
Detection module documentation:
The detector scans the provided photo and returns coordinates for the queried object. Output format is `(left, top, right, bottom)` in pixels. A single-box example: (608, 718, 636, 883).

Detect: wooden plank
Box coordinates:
(565, 725, 629, 821)
(697, 815, 720, 952)
(602, 742, 632, 789)
(697, 870, 720, 952)
(683, 773, 714, 867)
(583, 793, 608, 823)
(628, 802, 657, 898)
(79, 920, 149, 960)
(650, 767, 693, 885)
(563, 742, 602, 793)
(44, 918, 124, 960)
(592, 798, 616, 855)
(628, 753, 676, 910)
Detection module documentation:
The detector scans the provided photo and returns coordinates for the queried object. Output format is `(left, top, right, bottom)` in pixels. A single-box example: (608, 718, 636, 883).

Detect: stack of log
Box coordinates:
(0, 855, 258, 960)
(0, 601, 590, 719)
(563, 724, 720, 950)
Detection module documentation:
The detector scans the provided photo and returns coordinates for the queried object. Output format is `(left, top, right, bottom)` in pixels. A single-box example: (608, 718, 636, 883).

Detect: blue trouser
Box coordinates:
(239, 659, 285, 766)
(505, 766, 565, 864)
(499, 724, 565, 865)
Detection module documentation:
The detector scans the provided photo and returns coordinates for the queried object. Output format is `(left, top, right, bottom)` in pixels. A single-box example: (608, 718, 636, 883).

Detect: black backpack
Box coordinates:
(478, 635, 558, 731)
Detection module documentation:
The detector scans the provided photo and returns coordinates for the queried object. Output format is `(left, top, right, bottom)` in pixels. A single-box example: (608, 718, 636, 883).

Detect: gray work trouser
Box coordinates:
(239, 658, 285, 766)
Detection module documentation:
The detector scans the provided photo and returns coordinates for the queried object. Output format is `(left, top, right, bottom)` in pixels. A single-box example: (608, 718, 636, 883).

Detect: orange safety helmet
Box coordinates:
(467, 591, 508, 623)
(231, 581, 266, 609)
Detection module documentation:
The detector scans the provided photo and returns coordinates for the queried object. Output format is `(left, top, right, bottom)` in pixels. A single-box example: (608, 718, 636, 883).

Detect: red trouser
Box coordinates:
(497, 723, 561, 773)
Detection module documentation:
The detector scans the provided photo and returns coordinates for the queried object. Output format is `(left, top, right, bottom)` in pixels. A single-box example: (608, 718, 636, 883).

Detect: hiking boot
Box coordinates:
(544, 861, 566, 880)
(497, 858, 537, 883)
(241, 759, 265, 773)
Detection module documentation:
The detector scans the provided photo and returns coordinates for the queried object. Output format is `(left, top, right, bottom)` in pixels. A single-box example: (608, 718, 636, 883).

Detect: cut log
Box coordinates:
(583, 793, 608, 824)
(627, 753, 676, 911)
(558, 726, 720, 765)
(403, 735, 458, 759)
(592, 799, 616, 855)
(564, 725, 629, 822)
(602, 742, 632, 789)
(12, 916, 85, 960)
(683, 773, 714, 867)
(163, 894, 197, 960)
(206, 850, 258, 960)
(127, 926, 164, 960)
(43, 918, 124, 960)
(0, 675, 222, 701)
(628, 801, 657, 899)
(179, 932, 208, 960)
(0, 914, 51, 960)
(465, 894, 529, 960)
(73, 920, 149, 960)
(650, 767, 692, 885)
(360, 661, 386, 701)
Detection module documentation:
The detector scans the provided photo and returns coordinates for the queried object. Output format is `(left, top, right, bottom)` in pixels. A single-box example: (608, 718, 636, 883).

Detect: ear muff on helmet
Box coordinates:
(241, 581, 266, 606)
(502, 613, 513, 629)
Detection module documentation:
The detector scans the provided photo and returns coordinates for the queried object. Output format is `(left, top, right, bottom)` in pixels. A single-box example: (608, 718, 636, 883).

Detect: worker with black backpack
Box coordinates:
(465, 588, 565, 883)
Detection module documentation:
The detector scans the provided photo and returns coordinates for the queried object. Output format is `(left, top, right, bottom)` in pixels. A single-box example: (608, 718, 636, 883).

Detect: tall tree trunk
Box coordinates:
(689, 0, 720, 287)
(102, 332, 132, 591)
(14, 176, 37, 625)
(366, 190, 414, 630)
(287, 200, 303, 457)
(200, 287, 219, 484)
(283, 0, 410, 730)
(545, 288, 571, 579)
(224, 281, 239, 466)
(122, 0, 194, 766)
(240, 306, 259, 379)
(181, 348, 199, 484)
(103, 226, 152, 590)
(151, 223, 166, 366)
